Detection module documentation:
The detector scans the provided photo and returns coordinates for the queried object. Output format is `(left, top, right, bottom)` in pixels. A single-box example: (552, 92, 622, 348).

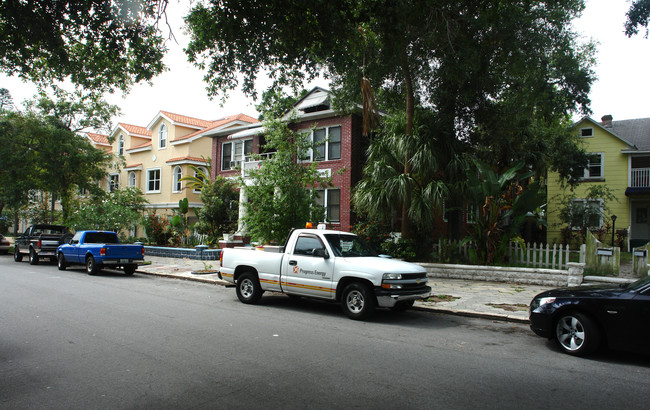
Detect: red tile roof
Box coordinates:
(127, 140, 152, 150)
(119, 123, 152, 137)
(172, 113, 259, 142)
(166, 156, 209, 163)
(160, 111, 216, 129)
(86, 132, 110, 145)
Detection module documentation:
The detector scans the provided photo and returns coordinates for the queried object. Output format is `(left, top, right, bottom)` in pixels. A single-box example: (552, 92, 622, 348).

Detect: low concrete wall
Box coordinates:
(418, 262, 584, 287)
(144, 245, 221, 261)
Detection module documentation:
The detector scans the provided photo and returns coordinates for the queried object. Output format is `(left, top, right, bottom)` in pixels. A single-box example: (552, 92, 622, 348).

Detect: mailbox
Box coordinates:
(597, 248, 613, 256)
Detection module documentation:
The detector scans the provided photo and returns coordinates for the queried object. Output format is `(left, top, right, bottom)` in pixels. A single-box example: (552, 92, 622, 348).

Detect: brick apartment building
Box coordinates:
(206, 88, 365, 232)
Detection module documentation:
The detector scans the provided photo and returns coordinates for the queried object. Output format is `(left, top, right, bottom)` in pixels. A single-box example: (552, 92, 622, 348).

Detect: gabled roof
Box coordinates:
(608, 117, 650, 151)
(148, 111, 217, 131)
(171, 113, 259, 144)
(86, 132, 110, 147)
(576, 116, 636, 149)
(112, 123, 152, 139)
(126, 140, 152, 153)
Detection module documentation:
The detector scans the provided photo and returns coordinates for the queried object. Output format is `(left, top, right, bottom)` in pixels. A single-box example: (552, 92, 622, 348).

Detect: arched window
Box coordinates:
(194, 167, 207, 193)
(128, 171, 136, 188)
(118, 135, 125, 156)
(173, 166, 182, 192)
(159, 124, 167, 149)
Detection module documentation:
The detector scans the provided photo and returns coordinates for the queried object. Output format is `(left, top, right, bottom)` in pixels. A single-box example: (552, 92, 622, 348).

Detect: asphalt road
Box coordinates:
(1, 256, 649, 409)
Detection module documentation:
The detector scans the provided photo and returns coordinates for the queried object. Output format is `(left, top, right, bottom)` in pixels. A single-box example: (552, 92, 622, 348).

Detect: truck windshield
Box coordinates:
(324, 234, 377, 257)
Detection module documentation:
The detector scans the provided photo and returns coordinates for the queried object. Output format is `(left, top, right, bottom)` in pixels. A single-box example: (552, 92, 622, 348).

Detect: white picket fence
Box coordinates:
(435, 239, 582, 270)
(508, 242, 580, 270)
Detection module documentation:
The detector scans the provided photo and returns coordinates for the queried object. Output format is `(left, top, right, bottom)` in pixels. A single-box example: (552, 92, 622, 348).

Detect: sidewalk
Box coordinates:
(137, 256, 554, 323)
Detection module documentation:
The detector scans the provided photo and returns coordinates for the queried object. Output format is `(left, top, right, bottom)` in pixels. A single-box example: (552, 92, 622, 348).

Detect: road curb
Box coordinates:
(137, 269, 531, 325)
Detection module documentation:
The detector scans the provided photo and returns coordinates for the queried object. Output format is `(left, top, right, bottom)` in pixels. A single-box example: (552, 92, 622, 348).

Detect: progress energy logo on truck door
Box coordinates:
(284, 234, 335, 298)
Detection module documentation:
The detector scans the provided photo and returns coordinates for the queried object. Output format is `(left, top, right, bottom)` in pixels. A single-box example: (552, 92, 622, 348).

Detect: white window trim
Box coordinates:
(172, 166, 183, 193)
(315, 188, 341, 223)
(221, 139, 253, 170)
(193, 167, 207, 194)
(580, 127, 594, 138)
(146, 167, 162, 194)
(301, 125, 342, 163)
(583, 152, 604, 180)
(128, 171, 136, 188)
(108, 173, 120, 192)
(570, 198, 603, 230)
(159, 124, 168, 150)
(118, 135, 125, 156)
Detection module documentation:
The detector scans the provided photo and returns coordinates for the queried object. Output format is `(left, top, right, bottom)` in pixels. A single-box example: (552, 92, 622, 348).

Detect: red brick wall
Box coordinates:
(212, 114, 364, 233)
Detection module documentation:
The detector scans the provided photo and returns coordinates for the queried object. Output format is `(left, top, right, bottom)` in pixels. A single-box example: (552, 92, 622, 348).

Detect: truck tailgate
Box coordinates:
(103, 245, 143, 259)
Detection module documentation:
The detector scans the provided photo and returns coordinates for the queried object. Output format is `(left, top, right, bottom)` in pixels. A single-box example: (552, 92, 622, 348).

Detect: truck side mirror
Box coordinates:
(312, 248, 329, 259)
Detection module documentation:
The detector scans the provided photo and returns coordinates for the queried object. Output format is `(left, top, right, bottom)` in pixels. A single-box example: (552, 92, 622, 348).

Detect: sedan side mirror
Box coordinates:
(312, 248, 329, 259)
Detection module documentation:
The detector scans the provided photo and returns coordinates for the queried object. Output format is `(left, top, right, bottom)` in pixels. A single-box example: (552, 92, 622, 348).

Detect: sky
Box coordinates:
(1, 0, 648, 131)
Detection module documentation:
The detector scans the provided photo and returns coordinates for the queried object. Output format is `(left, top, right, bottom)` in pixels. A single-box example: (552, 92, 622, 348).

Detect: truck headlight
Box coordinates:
(383, 273, 402, 280)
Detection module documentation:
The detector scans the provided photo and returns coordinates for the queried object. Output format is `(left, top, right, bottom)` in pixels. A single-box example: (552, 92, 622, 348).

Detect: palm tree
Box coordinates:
(353, 111, 447, 236)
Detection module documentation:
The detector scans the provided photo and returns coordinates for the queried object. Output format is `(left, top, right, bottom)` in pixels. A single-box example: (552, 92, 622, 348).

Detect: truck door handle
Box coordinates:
(289, 260, 297, 266)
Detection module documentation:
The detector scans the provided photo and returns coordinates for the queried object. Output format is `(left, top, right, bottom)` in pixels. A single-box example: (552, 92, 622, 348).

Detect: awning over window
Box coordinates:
(625, 187, 650, 196)
(227, 126, 265, 140)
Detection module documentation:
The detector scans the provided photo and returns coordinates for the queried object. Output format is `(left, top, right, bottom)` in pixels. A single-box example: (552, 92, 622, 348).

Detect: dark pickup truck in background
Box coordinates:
(14, 224, 71, 265)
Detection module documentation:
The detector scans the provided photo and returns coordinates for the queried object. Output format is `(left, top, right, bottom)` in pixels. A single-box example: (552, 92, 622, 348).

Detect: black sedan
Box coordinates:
(529, 276, 650, 356)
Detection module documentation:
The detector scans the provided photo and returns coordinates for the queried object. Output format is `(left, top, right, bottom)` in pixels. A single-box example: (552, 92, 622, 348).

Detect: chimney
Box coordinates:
(601, 114, 613, 128)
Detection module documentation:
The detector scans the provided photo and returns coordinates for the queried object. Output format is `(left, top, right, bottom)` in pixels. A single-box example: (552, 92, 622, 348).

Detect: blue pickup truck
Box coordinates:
(57, 231, 144, 275)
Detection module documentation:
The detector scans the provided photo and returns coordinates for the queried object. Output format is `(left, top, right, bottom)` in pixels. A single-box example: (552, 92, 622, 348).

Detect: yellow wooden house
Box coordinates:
(547, 115, 650, 249)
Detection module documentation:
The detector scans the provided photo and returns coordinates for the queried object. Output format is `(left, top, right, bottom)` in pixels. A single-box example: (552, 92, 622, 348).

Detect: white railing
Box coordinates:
(242, 153, 275, 177)
(631, 167, 650, 187)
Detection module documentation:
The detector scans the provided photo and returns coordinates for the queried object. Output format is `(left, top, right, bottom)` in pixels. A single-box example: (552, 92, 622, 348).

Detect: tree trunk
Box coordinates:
(401, 58, 415, 239)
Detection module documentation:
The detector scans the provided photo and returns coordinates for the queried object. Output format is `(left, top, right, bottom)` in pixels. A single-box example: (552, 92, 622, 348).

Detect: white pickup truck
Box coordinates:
(219, 228, 431, 320)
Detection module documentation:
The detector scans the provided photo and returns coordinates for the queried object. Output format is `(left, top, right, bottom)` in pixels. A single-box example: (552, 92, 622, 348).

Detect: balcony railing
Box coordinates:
(631, 168, 650, 187)
(242, 152, 275, 177)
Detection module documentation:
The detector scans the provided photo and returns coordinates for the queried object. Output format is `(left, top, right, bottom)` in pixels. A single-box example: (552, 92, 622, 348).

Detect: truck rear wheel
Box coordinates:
(86, 256, 99, 275)
(236, 273, 263, 304)
(123, 265, 136, 276)
(341, 282, 376, 320)
(29, 248, 39, 265)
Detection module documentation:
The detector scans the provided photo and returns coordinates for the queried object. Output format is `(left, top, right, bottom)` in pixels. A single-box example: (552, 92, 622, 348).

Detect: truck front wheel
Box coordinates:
(236, 273, 263, 304)
(341, 283, 376, 320)
(14, 247, 23, 262)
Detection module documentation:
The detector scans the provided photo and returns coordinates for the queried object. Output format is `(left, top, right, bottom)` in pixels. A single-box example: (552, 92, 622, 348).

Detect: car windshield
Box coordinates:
(324, 234, 378, 257)
(624, 275, 650, 291)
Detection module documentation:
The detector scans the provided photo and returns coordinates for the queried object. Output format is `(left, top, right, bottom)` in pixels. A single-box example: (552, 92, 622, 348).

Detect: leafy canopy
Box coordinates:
(0, 0, 168, 92)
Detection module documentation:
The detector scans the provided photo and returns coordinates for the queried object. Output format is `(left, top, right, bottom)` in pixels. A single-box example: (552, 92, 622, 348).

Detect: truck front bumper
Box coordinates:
(374, 286, 432, 308)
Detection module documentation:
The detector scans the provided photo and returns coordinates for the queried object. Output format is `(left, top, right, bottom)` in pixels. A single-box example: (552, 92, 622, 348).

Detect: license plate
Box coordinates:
(120, 259, 131, 264)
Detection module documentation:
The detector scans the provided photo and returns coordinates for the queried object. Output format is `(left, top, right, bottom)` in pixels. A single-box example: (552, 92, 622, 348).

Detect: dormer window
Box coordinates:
(159, 124, 168, 149)
(580, 128, 593, 138)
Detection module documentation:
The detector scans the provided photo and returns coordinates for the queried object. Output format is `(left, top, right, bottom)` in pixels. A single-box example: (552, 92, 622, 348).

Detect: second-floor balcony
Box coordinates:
(631, 167, 650, 187)
(241, 152, 275, 177)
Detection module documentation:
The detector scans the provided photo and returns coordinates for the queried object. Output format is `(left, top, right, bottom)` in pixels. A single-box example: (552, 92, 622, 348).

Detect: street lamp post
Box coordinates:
(611, 214, 617, 247)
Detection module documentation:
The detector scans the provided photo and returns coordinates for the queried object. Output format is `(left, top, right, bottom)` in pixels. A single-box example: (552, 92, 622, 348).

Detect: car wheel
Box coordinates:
(555, 312, 601, 356)
(14, 247, 23, 262)
(57, 253, 67, 271)
(123, 265, 136, 276)
(235, 272, 263, 304)
(86, 256, 99, 275)
(29, 248, 39, 265)
(391, 300, 415, 312)
(341, 282, 376, 320)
